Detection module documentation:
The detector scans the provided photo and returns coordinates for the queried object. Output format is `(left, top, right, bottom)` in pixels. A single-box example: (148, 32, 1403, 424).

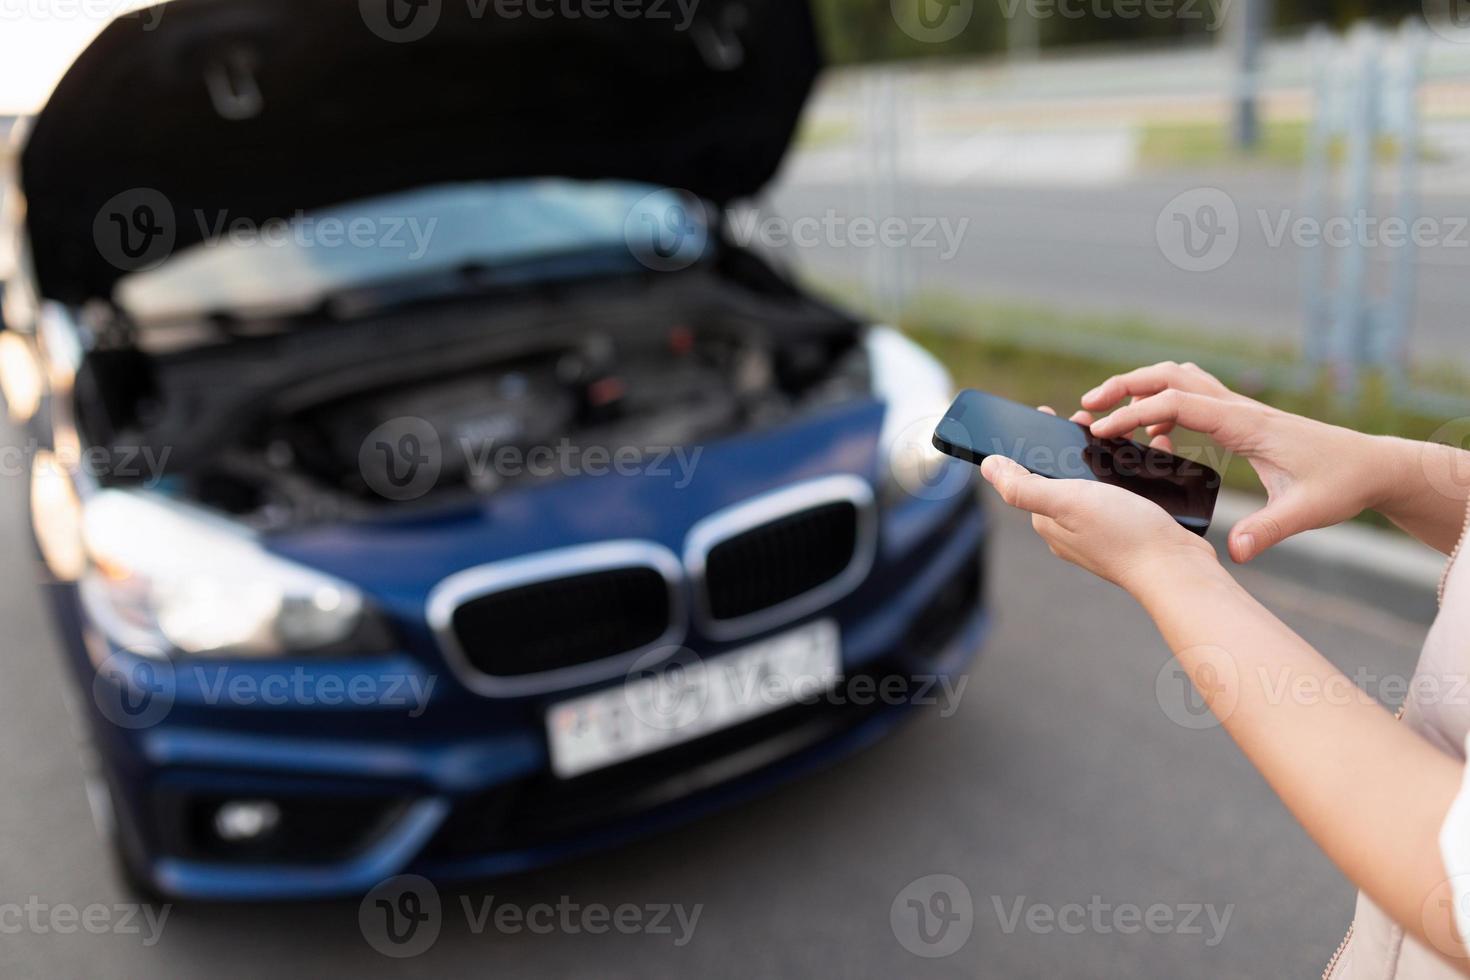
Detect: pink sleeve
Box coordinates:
(1439, 732, 1470, 947)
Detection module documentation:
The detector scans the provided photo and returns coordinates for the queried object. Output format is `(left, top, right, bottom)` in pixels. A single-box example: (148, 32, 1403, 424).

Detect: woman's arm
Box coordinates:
(1371, 436, 1470, 555)
(1134, 551, 1465, 966)
(979, 453, 1469, 970)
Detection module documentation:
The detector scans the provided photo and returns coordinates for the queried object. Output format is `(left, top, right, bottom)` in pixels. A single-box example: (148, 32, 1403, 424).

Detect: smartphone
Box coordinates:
(932, 389, 1220, 535)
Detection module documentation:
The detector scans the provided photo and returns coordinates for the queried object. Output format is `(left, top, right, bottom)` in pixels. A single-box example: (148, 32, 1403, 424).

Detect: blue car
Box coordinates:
(0, 0, 987, 900)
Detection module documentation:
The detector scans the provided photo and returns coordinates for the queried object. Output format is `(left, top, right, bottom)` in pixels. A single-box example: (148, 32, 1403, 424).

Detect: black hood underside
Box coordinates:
(21, 0, 821, 304)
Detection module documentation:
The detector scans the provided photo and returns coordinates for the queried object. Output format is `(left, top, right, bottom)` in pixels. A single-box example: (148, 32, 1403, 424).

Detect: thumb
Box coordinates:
(980, 455, 1066, 518)
(1230, 497, 1309, 563)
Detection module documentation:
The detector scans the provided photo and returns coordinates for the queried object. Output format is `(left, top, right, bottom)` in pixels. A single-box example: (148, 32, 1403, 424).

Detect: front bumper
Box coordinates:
(77, 501, 988, 901)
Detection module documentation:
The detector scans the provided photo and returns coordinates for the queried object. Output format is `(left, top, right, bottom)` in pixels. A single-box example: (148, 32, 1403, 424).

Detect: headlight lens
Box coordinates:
(867, 327, 972, 505)
(79, 490, 375, 659)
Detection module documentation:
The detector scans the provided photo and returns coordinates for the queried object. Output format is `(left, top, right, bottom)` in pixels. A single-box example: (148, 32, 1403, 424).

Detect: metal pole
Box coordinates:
(1227, 0, 1275, 150)
(1300, 26, 1334, 376)
(1378, 20, 1425, 402)
(1330, 23, 1379, 404)
(1007, 6, 1040, 63)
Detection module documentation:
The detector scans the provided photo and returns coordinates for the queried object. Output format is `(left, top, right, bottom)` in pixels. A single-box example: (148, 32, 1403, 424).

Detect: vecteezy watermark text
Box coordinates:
(359, 0, 702, 44)
(892, 0, 1229, 42)
(11, 438, 171, 487)
(0, 897, 170, 946)
(460, 894, 701, 945)
(890, 876, 1234, 957)
(725, 209, 970, 262)
(0, 0, 165, 27)
(93, 189, 441, 273)
(623, 193, 972, 273)
(93, 657, 437, 730)
(995, 0, 1231, 30)
(192, 211, 438, 261)
(358, 875, 702, 957)
(359, 417, 704, 501)
(623, 649, 970, 736)
(991, 895, 1234, 947)
(1157, 187, 1470, 273)
(976, 433, 1230, 483)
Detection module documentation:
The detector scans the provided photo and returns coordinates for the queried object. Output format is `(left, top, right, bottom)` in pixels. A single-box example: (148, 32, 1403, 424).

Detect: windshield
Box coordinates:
(115, 180, 712, 323)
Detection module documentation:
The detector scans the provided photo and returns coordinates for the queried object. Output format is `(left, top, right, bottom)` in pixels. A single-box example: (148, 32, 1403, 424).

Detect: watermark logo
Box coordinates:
(1424, 417, 1470, 501)
(360, 416, 444, 502)
(891, 874, 974, 957)
(1156, 188, 1239, 273)
(1422, 875, 1470, 960)
(93, 188, 176, 274)
(360, 0, 442, 41)
(624, 646, 711, 733)
(92, 654, 176, 731)
(624, 190, 711, 273)
(360, 874, 442, 958)
(889, 414, 973, 501)
(1424, 0, 1470, 44)
(1155, 645, 1239, 730)
(891, 0, 974, 42)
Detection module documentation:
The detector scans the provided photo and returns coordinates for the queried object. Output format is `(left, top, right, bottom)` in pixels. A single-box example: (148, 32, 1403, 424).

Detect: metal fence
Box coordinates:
(815, 27, 1470, 416)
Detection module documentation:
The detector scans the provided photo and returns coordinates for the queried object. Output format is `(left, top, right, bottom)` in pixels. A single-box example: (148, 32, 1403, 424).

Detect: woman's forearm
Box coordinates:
(1369, 437, 1470, 555)
(1129, 554, 1465, 964)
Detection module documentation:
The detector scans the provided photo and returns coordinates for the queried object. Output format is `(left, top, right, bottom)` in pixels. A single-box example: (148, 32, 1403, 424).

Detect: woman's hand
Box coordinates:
(1081, 361, 1389, 562)
(978, 415, 1219, 595)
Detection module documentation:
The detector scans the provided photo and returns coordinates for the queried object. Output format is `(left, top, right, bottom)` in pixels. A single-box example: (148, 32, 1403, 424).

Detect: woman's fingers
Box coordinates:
(1038, 399, 1174, 452)
(1088, 389, 1231, 440)
(1080, 362, 1218, 413)
(1038, 405, 1095, 427)
(1149, 433, 1175, 453)
(979, 455, 1067, 518)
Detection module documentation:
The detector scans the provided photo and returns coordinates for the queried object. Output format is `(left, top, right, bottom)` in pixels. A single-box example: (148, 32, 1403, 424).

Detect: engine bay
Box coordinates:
(75, 269, 870, 530)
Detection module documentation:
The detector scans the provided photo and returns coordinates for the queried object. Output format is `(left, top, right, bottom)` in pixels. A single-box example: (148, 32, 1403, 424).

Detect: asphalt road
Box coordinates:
(0, 464, 1435, 978)
(767, 171, 1470, 370)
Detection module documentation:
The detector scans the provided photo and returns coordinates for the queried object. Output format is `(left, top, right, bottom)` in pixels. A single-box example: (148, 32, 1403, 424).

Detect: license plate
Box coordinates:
(545, 620, 841, 779)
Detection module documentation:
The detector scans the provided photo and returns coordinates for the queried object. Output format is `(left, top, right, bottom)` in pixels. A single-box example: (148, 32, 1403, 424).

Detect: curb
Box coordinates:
(1209, 490, 1445, 626)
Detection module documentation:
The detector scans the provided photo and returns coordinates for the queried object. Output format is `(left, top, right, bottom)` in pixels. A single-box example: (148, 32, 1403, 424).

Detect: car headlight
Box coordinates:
(867, 326, 973, 506)
(78, 490, 379, 659)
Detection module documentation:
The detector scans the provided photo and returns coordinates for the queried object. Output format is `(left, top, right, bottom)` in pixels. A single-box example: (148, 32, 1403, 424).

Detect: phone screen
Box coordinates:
(932, 389, 1220, 534)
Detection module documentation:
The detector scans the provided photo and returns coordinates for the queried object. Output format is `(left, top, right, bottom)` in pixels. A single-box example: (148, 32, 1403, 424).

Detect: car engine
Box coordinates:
(78, 270, 869, 530)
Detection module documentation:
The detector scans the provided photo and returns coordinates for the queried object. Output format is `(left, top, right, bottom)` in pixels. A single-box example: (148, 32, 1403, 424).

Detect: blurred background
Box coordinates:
(760, 0, 1470, 504)
(0, 3, 1464, 977)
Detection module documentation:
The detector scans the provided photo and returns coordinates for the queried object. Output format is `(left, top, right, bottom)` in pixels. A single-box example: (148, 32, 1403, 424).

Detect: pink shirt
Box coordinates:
(1331, 502, 1470, 979)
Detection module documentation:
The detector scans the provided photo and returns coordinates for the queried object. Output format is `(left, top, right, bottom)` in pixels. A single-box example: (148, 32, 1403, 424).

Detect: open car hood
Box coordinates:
(19, 0, 821, 304)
